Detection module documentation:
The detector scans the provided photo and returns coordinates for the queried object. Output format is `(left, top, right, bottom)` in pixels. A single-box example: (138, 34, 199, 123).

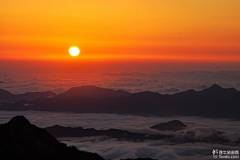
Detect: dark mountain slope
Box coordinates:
(0, 88, 13, 101)
(0, 116, 104, 160)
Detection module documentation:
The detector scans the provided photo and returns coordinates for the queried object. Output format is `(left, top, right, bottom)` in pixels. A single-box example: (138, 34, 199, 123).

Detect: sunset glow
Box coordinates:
(0, 0, 240, 63)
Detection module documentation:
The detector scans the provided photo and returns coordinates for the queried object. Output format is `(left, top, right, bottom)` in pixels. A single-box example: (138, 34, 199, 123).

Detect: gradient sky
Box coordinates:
(0, 0, 240, 62)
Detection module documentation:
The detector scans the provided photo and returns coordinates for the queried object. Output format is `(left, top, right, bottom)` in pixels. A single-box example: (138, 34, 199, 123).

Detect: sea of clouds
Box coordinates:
(0, 111, 240, 160)
(1, 70, 240, 159)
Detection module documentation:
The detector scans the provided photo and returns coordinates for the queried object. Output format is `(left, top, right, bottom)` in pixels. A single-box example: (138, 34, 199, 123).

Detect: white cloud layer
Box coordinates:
(0, 111, 239, 160)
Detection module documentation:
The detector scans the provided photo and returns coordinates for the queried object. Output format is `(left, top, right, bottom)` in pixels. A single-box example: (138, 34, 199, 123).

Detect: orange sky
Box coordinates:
(0, 0, 240, 62)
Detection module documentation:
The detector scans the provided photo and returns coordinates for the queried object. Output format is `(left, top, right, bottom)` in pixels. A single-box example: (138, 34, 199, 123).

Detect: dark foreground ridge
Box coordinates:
(0, 116, 104, 160)
(0, 84, 240, 119)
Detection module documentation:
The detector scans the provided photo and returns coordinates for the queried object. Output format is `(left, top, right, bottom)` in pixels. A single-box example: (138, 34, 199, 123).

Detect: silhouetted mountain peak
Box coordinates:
(202, 84, 238, 95)
(201, 84, 223, 93)
(57, 85, 131, 99)
(209, 84, 223, 90)
(7, 115, 31, 127)
(0, 116, 104, 160)
(151, 120, 187, 131)
(168, 120, 186, 126)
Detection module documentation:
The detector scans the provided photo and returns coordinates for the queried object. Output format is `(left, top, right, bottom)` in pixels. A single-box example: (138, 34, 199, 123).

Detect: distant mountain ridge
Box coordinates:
(0, 85, 130, 102)
(45, 125, 170, 141)
(0, 84, 240, 119)
(0, 89, 56, 102)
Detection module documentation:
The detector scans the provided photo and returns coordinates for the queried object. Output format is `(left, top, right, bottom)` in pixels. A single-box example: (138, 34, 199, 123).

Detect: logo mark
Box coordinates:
(212, 149, 218, 159)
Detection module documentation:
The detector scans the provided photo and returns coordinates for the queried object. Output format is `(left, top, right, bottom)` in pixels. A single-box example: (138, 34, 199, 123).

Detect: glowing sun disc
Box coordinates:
(69, 47, 80, 56)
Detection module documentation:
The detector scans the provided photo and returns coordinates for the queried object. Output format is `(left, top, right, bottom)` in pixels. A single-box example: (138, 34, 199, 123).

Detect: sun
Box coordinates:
(69, 46, 80, 56)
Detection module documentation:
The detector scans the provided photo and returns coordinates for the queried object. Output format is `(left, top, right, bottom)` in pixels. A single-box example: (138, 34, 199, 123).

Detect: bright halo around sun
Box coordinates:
(69, 46, 80, 56)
